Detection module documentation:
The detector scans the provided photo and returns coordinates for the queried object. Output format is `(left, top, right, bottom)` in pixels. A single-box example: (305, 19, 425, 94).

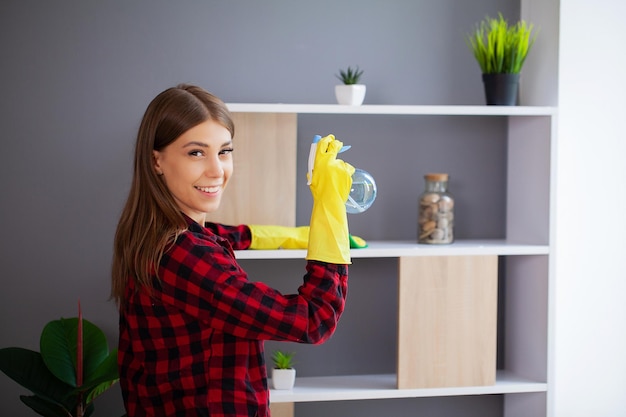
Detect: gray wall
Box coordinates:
(0, 1, 515, 416)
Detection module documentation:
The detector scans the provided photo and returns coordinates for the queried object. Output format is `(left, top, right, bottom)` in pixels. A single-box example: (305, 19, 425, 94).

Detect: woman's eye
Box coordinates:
(189, 150, 204, 157)
(220, 148, 234, 156)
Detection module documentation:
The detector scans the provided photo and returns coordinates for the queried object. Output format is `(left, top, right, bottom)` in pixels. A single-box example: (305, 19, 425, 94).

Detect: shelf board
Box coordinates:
(269, 371, 547, 403)
(234, 239, 550, 260)
(226, 103, 556, 116)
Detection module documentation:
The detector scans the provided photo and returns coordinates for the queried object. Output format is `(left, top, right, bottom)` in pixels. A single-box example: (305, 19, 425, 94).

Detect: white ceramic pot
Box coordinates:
(335, 84, 366, 105)
(271, 368, 296, 390)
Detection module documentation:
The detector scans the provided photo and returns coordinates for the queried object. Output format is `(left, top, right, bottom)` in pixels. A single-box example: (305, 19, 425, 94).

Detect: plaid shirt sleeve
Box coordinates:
(118, 219, 348, 417)
(203, 222, 252, 251)
(162, 221, 347, 343)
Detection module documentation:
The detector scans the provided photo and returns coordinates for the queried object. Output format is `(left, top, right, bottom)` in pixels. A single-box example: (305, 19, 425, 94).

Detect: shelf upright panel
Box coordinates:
(397, 255, 498, 389)
(206, 112, 297, 226)
(504, 112, 552, 387)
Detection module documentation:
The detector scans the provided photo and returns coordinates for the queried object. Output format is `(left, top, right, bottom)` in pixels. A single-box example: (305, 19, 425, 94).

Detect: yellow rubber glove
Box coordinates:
(306, 134, 355, 264)
(248, 225, 309, 249)
(248, 225, 368, 250)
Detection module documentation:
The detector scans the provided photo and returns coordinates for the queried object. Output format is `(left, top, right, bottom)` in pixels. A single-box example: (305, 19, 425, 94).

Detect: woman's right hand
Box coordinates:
(306, 135, 355, 264)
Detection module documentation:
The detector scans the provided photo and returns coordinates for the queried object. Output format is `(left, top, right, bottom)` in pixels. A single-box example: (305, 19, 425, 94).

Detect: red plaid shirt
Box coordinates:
(118, 216, 348, 417)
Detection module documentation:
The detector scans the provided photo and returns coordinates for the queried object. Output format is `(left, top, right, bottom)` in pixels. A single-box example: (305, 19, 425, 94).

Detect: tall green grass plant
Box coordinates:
(466, 13, 536, 74)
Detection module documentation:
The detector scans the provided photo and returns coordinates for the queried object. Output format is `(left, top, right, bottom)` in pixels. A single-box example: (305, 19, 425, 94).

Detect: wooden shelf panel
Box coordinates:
(235, 240, 550, 260)
(227, 103, 557, 116)
(397, 255, 498, 389)
(269, 371, 547, 403)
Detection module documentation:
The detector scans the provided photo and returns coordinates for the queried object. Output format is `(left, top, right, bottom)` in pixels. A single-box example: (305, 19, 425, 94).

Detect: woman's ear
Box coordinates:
(153, 150, 163, 176)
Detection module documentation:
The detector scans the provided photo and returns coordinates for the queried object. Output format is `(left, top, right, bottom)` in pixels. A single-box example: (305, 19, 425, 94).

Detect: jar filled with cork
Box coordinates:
(418, 173, 454, 244)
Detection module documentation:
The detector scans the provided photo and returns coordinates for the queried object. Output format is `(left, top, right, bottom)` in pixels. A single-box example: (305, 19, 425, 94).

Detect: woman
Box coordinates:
(111, 84, 355, 417)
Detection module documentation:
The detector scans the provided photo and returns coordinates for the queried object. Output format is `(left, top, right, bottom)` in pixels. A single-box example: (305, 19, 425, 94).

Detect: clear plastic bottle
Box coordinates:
(346, 169, 377, 214)
(418, 173, 454, 244)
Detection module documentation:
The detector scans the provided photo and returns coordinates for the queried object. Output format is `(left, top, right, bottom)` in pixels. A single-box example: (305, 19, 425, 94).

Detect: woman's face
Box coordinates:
(153, 119, 233, 225)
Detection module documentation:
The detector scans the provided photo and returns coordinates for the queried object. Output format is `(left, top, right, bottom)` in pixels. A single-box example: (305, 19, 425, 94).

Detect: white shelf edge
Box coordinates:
(269, 371, 547, 403)
(226, 103, 557, 116)
(235, 239, 550, 260)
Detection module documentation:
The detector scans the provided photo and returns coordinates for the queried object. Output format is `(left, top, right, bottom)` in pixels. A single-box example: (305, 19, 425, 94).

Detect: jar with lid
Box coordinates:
(418, 173, 454, 244)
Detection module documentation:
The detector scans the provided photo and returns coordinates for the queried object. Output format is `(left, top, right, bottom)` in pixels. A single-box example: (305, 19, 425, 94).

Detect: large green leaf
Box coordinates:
(0, 347, 75, 408)
(85, 349, 119, 388)
(85, 380, 118, 405)
(20, 394, 72, 417)
(72, 349, 119, 403)
(40, 318, 109, 387)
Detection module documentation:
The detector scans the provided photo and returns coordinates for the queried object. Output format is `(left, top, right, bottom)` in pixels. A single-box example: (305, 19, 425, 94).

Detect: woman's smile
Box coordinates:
(194, 185, 222, 194)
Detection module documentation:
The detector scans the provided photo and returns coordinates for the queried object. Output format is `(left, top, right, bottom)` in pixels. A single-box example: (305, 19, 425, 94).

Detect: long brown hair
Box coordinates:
(111, 84, 234, 305)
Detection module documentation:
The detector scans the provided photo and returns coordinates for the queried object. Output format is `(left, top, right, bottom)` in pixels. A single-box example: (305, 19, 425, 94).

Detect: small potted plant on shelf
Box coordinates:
(335, 65, 366, 106)
(465, 13, 537, 105)
(0, 302, 121, 417)
(270, 350, 296, 390)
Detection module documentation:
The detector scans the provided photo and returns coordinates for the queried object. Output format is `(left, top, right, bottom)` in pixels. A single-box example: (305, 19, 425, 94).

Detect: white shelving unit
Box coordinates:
(227, 103, 556, 417)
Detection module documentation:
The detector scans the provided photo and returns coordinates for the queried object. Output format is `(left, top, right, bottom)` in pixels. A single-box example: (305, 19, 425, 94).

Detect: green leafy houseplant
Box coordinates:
(466, 13, 536, 74)
(0, 303, 120, 417)
(335, 66, 364, 85)
(271, 350, 295, 369)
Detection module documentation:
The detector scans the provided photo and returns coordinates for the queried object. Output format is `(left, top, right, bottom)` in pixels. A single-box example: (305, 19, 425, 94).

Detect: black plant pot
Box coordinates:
(482, 73, 520, 106)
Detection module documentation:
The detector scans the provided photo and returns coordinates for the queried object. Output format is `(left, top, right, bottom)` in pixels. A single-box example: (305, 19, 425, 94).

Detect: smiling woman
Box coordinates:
(112, 85, 236, 296)
(110, 84, 356, 417)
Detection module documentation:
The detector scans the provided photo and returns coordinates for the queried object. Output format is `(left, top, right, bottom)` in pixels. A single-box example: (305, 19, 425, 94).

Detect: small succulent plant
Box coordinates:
(271, 350, 295, 369)
(336, 66, 364, 85)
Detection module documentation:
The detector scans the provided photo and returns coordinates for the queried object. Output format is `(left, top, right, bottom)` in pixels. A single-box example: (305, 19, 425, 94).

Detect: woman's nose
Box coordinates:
(205, 157, 224, 177)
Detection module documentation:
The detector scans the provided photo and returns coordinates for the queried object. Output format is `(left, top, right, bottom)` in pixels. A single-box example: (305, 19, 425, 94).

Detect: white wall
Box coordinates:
(554, 1, 626, 416)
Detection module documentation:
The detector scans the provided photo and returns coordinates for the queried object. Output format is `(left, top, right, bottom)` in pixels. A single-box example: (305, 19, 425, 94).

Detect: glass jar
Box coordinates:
(418, 173, 454, 244)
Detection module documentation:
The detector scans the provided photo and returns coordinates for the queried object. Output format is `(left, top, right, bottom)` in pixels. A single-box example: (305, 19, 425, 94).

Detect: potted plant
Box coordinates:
(466, 13, 537, 105)
(0, 302, 121, 417)
(335, 66, 366, 105)
(270, 350, 296, 390)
